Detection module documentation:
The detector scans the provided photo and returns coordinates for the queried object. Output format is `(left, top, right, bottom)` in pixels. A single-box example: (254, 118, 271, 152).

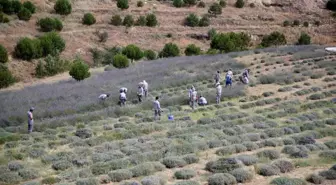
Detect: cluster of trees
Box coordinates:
(210, 32, 250, 52)
(111, 14, 157, 27)
(0, 0, 36, 21)
(260, 31, 311, 47)
(185, 13, 210, 27)
(14, 32, 65, 60)
(35, 54, 71, 78)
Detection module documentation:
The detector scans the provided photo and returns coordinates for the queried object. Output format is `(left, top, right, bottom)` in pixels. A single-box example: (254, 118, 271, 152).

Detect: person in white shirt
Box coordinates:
(137, 85, 144, 103)
(188, 86, 195, 106)
(191, 89, 197, 110)
(120, 87, 128, 94)
(27, 107, 34, 133)
(153, 96, 162, 120)
(198, 96, 207, 106)
(99, 93, 110, 100)
(119, 91, 127, 106)
(216, 83, 222, 104)
(143, 80, 148, 98)
(227, 68, 233, 79)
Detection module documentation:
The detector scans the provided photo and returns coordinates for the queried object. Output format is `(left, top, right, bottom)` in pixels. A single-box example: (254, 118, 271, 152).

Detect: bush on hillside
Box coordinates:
(0, 45, 8, 63)
(136, 16, 147, 26)
(236, 155, 258, 166)
(257, 149, 280, 160)
(208, 3, 222, 16)
(206, 158, 241, 173)
(76, 178, 99, 185)
(108, 169, 133, 182)
(319, 169, 336, 180)
(293, 20, 300, 26)
(35, 54, 71, 77)
(219, 0, 226, 7)
(146, 14, 158, 27)
(117, 0, 129, 10)
(122, 44, 143, 61)
(325, 140, 336, 149)
(41, 176, 61, 184)
(39, 31, 66, 56)
(271, 159, 294, 173)
(211, 32, 250, 52)
(123, 15, 134, 27)
(208, 173, 237, 185)
(182, 154, 199, 164)
(297, 32, 311, 45)
(38, 17, 63, 32)
(54, 0, 72, 15)
(173, 0, 184, 8)
(69, 58, 91, 81)
(326, 0, 336, 11)
(8, 161, 23, 171)
(0, 172, 22, 184)
(159, 43, 180, 58)
(303, 21, 309, 27)
(270, 177, 306, 185)
(260, 31, 286, 47)
(283, 20, 290, 26)
(184, 0, 197, 6)
(185, 13, 199, 27)
(199, 16, 210, 26)
(185, 44, 201, 56)
(137, 1, 144, 7)
(306, 174, 325, 184)
(198, 1, 205, 7)
(12, 0, 22, 13)
(235, 0, 244, 8)
(161, 156, 187, 168)
(111, 15, 122, 26)
(112, 54, 129, 68)
(208, 28, 217, 40)
(23, 1, 35, 13)
(256, 164, 280, 176)
(18, 168, 39, 180)
(144, 50, 156, 60)
(141, 176, 165, 185)
(174, 169, 196, 179)
(14, 37, 41, 60)
(83, 13, 96, 25)
(230, 168, 253, 183)
(0, 12, 10, 23)
(18, 8, 32, 21)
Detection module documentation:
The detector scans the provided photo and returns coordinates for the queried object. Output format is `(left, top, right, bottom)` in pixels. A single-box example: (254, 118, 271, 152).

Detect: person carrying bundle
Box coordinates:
(216, 82, 222, 104)
(191, 88, 198, 110)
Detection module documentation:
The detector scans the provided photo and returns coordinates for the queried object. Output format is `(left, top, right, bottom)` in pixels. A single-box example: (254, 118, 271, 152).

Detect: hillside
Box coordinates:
(0, 45, 335, 185)
(0, 0, 335, 82)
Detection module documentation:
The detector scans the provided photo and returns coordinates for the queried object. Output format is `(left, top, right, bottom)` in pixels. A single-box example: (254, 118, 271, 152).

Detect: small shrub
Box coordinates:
(113, 54, 129, 68)
(260, 31, 286, 47)
(314, 20, 321, 26)
(243, 142, 259, 151)
(0, 65, 16, 89)
(306, 174, 325, 184)
(293, 20, 300, 26)
(282, 146, 300, 155)
(235, 0, 244, 8)
(174, 169, 196, 179)
(159, 43, 179, 58)
(54, 0, 72, 15)
(69, 58, 91, 81)
(283, 20, 290, 26)
(82, 13, 96, 25)
(38, 17, 63, 32)
(146, 14, 158, 27)
(122, 44, 143, 61)
(308, 93, 325, 100)
(325, 140, 336, 149)
(131, 162, 165, 177)
(136, 16, 147, 26)
(22, 1, 35, 13)
(236, 155, 258, 166)
(219, 0, 226, 7)
(123, 15, 134, 27)
(42, 176, 61, 184)
(161, 156, 187, 168)
(297, 32, 311, 45)
(144, 50, 156, 60)
(229, 168, 253, 183)
(182, 154, 199, 164)
(52, 160, 71, 171)
(208, 173, 237, 185)
(211, 32, 250, 52)
(184, 0, 196, 6)
(19, 168, 39, 180)
(185, 44, 201, 56)
(319, 150, 336, 159)
(283, 138, 296, 145)
(257, 150, 280, 160)
(137, 1, 144, 7)
(256, 164, 280, 176)
(326, 119, 336, 125)
(185, 13, 199, 27)
(326, 0, 336, 11)
(108, 169, 133, 182)
(319, 169, 336, 180)
(198, 1, 205, 7)
(8, 161, 23, 171)
(206, 158, 241, 173)
(208, 3, 222, 16)
(290, 150, 309, 158)
(76, 178, 99, 185)
(303, 21, 309, 27)
(208, 28, 217, 40)
(14, 37, 41, 60)
(0, 172, 22, 184)
(271, 159, 294, 173)
(199, 16, 210, 27)
(270, 177, 306, 185)
(0, 45, 8, 63)
(111, 15, 122, 26)
(18, 8, 32, 21)
(117, 0, 129, 10)
(173, 0, 184, 7)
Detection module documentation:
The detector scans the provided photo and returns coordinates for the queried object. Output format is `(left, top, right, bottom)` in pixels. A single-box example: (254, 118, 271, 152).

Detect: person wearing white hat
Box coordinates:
(27, 107, 34, 133)
(143, 80, 148, 98)
(216, 83, 222, 104)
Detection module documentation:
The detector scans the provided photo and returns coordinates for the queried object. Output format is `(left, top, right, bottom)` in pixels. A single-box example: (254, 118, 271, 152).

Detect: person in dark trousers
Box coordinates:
(225, 73, 232, 88)
(153, 96, 162, 121)
(27, 107, 34, 133)
(137, 85, 144, 103)
(119, 89, 127, 106)
(214, 71, 221, 84)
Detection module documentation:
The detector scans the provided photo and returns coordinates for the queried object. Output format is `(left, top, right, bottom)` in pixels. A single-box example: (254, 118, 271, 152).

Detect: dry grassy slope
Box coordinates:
(0, 0, 335, 82)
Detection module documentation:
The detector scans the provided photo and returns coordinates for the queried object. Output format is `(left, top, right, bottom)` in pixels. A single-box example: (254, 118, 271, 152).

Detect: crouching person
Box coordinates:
(198, 96, 207, 106)
(153, 96, 162, 121)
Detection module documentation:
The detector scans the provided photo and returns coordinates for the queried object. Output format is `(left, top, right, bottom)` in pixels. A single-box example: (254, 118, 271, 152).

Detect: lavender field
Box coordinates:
(0, 45, 335, 185)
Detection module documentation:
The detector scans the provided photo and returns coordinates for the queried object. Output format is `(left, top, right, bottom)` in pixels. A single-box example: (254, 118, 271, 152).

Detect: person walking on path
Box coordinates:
(137, 85, 144, 103)
(143, 80, 148, 98)
(191, 88, 198, 110)
(214, 71, 221, 84)
(119, 89, 127, 106)
(216, 83, 222, 104)
(153, 96, 162, 121)
(27, 107, 34, 133)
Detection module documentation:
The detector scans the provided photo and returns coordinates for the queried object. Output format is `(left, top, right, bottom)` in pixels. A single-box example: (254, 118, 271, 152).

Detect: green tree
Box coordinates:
(123, 15, 134, 27)
(260, 31, 286, 47)
(219, 0, 226, 7)
(159, 43, 180, 58)
(0, 0, 14, 14)
(185, 13, 199, 27)
(111, 15, 122, 26)
(137, 1, 144, 7)
(235, 0, 244, 8)
(18, 8, 32, 21)
(54, 0, 72, 15)
(82, 13, 96, 25)
(208, 28, 217, 40)
(38, 17, 63, 32)
(0, 44, 8, 63)
(54, 18, 63, 31)
(208, 3, 222, 16)
(0, 65, 16, 89)
(14, 38, 42, 60)
(146, 13, 158, 27)
(297, 32, 311, 45)
(136, 16, 147, 26)
(144, 50, 156, 60)
(23, 1, 35, 13)
(12, 0, 22, 13)
(283, 20, 290, 27)
(69, 58, 90, 81)
(35, 60, 46, 77)
(184, 0, 197, 6)
(326, 0, 336, 11)
(293, 20, 300, 26)
(303, 21, 309, 27)
(117, 0, 129, 10)
(199, 16, 210, 27)
(0, 12, 10, 23)
(113, 54, 129, 68)
(173, 0, 184, 7)
(211, 32, 250, 52)
(122, 44, 143, 61)
(39, 32, 66, 56)
(184, 44, 201, 56)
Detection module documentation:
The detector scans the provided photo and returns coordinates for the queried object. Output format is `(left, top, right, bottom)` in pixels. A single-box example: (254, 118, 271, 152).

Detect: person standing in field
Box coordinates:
(27, 107, 34, 133)
(225, 73, 233, 88)
(214, 71, 221, 84)
(216, 82, 222, 104)
(191, 88, 198, 110)
(188, 86, 195, 106)
(120, 87, 128, 94)
(137, 85, 144, 103)
(119, 89, 127, 106)
(143, 80, 148, 98)
(153, 96, 162, 120)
